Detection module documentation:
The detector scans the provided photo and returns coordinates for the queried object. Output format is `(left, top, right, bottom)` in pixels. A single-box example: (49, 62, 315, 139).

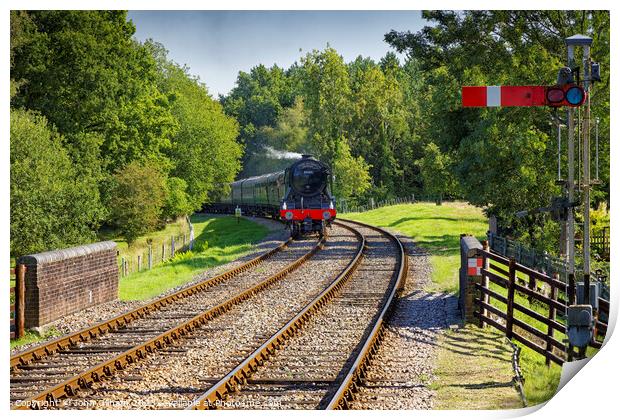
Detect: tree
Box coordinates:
(332, 139, 372, 200)
(416, 143, 457, 205)
(11, 11, 177, 173)
(385, 11, 609, 246)
(162, 177, 193, 221)
(10, 109, 101, 256)
(299, 48, 352, 168)
(221, 64, 294, 176)
(146, 40, 242, 209)
(107, 161, 167, 244)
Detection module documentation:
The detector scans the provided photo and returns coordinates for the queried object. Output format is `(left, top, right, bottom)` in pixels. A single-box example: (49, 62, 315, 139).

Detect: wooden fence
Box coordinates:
(591, 296, 609, 349)
(10, 265, 25, 339)
(475, 247, 567, 366)
(590, 227, 610, 261)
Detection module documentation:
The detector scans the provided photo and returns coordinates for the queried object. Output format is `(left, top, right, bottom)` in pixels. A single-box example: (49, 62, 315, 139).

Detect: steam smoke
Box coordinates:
(263, 146, 303, 160)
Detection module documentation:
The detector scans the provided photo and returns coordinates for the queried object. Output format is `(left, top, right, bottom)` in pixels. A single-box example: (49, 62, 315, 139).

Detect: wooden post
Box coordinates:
(121, 257, 125, 277)
(481, 241, 490, 328)
(527, 274, 536, 304)
(148, 244, 153, 270)
(171, 235, 175, 258)
(138, 255, 142, 272)
(15, 264, 26, 339)
(162, 242, 165, 262)
(545, 276, 558, 366)
(506, 258, 517, 339)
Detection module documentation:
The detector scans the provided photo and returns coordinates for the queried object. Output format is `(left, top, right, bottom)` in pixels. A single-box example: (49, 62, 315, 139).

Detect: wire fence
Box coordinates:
(487, 231, 609, 299)
(338, 194, 453, 213)
(118, 218, 195, 278)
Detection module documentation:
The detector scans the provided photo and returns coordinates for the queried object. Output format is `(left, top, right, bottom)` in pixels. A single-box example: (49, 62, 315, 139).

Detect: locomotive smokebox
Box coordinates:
(289, 157, 329, 197)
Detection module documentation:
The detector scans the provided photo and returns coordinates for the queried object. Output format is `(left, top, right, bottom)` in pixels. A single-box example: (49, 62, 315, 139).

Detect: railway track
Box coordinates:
(11, 220, 406, 410)
(10, 233, 325, 409)
(188, 220, 407, 410)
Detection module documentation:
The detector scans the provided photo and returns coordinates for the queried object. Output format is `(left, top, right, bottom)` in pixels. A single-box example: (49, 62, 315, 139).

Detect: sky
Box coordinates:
(127, 11, 426, 97)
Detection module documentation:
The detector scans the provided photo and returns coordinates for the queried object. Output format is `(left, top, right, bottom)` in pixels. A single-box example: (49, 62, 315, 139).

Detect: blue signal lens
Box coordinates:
(566, 86, 585, 106)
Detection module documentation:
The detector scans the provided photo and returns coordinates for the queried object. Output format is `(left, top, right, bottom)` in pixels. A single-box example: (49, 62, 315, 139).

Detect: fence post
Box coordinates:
(137, 255, 142, 272)
(545, 276, 558, 366)
(162, 242, 165, 262)
(121, 257, 125, 277)
(148, 244, 153, 270)
(481, 241, 490, 328)
(506, 258, 517, 339)
(171, 236, 175, 258)
(527, 274, 536, 303)
(15, 264, 26, 339)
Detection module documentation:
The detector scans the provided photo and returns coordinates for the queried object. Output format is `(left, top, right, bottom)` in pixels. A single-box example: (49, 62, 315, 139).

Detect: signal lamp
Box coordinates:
(565, 86, 585, 106)
(546, 87, 565, 104)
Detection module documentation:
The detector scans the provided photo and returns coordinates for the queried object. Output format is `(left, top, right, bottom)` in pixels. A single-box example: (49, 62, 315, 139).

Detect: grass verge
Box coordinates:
(99, 217, 189, 266)
(344, 201, 487, 293)
(518, 344, 562, 406)
(118, 215, 271, 301)
(10, 327, 61, 351)
(431, 325, 523, 409)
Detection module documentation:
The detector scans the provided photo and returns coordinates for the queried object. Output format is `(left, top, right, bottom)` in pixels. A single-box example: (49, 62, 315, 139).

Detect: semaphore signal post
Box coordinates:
(461, 34, 602, 353)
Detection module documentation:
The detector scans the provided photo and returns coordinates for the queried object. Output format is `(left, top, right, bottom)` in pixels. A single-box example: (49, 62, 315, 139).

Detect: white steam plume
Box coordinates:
(263, 146, 303, 160)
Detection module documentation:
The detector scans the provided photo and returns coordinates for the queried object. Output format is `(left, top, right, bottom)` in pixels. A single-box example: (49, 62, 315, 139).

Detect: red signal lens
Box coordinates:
(546, 87, 565, 104)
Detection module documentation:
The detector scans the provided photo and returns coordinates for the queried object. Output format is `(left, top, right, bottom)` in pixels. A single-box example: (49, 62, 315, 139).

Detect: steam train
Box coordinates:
(207, 155, 336, 238)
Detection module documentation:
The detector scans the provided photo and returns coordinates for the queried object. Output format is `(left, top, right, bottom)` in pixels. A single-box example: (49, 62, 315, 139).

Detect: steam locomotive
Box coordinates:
(209, 155, 336, 238)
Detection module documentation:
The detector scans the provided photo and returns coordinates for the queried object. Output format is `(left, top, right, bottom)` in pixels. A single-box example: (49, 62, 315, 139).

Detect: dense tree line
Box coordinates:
(10, 11, 241, 254)
(221, 11, 609, 251)
(10, 10, 609, 257)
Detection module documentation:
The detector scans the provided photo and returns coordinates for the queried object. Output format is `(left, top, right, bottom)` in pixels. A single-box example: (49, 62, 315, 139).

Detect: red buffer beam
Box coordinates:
(462, 86, 547, 107)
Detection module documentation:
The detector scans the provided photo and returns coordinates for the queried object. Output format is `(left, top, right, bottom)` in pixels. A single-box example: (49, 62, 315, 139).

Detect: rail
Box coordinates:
(187, 219, 407, 410)
(11, 238, 292, 370)
(17, 236, 325, 409)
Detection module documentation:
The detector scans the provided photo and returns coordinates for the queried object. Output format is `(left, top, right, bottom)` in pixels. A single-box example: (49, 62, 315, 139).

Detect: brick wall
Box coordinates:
(18, 241, 119, 328)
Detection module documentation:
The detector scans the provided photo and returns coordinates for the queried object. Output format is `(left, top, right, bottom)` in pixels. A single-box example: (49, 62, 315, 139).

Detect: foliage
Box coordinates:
(147, 41, 242, 208)
(162, 177, 193, 221)
(10, 11, 244, 257)
(11, 11, 177, 173)
(416, 142, 458, 204)
(385, 10, 610, 247)
(10, 109, 101, 256)
(332, 140, 372, 199)
(221, 64, 294, 176)
(107, 161, 167, 244)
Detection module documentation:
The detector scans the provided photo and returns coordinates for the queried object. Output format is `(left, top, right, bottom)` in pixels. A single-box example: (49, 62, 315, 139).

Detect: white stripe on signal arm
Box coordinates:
(486, 86, 501, 107)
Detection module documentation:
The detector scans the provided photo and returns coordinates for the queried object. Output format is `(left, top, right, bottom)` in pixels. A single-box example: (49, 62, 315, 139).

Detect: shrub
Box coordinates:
(162, 177, 193, 221)
(107, 161, 167, 244)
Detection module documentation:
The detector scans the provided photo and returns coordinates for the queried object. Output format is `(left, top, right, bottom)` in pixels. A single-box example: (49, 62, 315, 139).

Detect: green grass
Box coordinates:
(344, 201, 487, 293)
(431, 325, 523, 409)
(518, 344, 562, 406)
(99, 217, 190, 266)
(10, 327, 61, 351)
(118, 215, 271, 301)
